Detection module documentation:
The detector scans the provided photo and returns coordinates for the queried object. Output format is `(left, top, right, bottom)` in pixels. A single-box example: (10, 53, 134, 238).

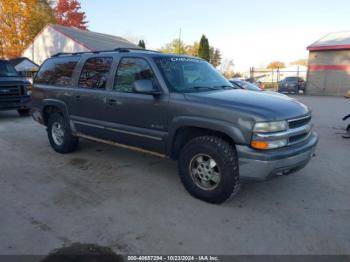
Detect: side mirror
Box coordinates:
(133, 80, 161, 95)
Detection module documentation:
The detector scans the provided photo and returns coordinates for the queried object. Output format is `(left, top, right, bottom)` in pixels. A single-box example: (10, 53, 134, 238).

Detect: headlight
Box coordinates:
(251, 120, 289, 150)
(253, 120, 288, 133)
(26, 85, 32, 95)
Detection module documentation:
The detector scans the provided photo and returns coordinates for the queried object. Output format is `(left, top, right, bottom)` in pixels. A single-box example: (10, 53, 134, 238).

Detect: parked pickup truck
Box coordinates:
(31, 49, 318, 204)
(0, 59, 31, 116)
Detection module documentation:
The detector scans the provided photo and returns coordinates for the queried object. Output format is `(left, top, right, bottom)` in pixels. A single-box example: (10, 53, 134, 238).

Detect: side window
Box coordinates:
(114, 58, 156, 93)
(79, 57, 113, 89)
(35, 57, 79, 86)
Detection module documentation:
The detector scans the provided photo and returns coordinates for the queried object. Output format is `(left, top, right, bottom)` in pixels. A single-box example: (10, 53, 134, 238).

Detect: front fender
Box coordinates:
(42, 99, 70, 123)
(167, 116, 248, 154)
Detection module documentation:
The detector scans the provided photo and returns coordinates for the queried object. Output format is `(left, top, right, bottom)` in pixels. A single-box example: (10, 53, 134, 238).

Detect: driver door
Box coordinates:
(104, 57, 169, 154)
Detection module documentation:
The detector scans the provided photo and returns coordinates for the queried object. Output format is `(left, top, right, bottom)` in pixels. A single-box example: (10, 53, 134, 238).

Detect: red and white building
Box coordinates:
(307, 32, 350, 96)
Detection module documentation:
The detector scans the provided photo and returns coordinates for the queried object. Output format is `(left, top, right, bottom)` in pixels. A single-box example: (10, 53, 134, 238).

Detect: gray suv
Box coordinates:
(31, 49, 318, 204)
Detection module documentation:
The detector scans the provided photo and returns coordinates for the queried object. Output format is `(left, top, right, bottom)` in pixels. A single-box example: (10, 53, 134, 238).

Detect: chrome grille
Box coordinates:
(288, 115, 311, 129)
(287, 115, 312, 145)
(0, 86, 20, 97)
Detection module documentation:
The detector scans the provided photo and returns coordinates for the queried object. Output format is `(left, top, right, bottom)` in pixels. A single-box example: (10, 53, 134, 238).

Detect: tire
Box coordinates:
(47, 112, 78, 154)
(17, 108, 30, 117)
(178, 136, 240, 204)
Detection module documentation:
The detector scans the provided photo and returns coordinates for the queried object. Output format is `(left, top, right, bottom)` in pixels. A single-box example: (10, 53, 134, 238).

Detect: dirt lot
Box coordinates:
(0, 95, 349, 255)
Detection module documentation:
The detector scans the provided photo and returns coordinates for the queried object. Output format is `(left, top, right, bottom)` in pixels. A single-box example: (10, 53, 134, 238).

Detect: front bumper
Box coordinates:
(237, 132, 318, 180)
(0, 95, 31, 111)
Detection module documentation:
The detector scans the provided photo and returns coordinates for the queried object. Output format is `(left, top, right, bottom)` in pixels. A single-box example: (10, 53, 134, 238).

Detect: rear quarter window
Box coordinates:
(35, 57, 80, 86)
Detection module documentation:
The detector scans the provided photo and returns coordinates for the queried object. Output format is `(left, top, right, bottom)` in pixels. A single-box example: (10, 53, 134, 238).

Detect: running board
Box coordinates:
(76, 133, 166, 159)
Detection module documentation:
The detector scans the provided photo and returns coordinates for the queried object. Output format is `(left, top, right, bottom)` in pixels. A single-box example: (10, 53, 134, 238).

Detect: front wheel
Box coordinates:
(47, 113, 79, 154)
(178, 136, 240, 204)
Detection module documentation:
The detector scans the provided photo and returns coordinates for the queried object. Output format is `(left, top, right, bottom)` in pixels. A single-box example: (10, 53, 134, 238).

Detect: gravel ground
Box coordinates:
(0, 95, 349, 255)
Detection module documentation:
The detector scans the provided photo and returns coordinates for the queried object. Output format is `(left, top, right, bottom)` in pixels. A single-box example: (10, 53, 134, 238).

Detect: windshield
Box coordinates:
(0, 61, 18, 77)
(153, 56, 234, 92)
(231, 80, 261, 91)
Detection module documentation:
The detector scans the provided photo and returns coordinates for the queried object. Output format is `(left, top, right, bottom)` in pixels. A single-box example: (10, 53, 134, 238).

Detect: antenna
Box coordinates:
(178, 28, 182, 55)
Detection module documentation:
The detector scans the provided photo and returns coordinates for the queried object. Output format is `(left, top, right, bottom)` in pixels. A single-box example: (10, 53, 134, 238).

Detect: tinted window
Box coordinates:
(114, 58, 156, 93)
(154, 57, 231, 93)
(0, 61, 18, 77)
(35, 57, 79, 86)
(285, 77, 301, 82)
(79, 57, 113, 89)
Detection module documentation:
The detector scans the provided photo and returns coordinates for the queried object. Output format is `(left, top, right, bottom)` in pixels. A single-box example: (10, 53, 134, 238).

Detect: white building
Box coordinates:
(10, 57, 38, 72)
(10, 57, 39, 78)
(22, 24, 139, 65)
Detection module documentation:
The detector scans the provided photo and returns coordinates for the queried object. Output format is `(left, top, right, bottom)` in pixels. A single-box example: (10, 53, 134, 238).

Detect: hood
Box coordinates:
(0, 76, 30, 86)
(263, 90, 289, 97)
(184, 89, 309, 121)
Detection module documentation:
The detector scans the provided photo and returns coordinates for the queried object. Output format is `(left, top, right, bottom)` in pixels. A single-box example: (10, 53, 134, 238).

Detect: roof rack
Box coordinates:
(52, 48, 160, 57)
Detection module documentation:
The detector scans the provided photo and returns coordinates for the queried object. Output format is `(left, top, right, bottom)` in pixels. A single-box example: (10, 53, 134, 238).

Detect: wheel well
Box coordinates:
(171, 127, 235, 160)
(42, 106, 62, 125)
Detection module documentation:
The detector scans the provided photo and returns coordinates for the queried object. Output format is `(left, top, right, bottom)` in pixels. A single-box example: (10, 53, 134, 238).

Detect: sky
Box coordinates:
(80, 0, 350, 71)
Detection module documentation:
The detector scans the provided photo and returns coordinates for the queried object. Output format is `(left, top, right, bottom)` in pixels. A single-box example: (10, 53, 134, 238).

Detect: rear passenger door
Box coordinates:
(104, 57, 169, 154)
(69, 56, 113, 135)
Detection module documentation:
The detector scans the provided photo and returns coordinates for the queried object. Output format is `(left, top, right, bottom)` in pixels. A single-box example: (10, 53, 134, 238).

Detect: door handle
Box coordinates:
(75, 95, 81, 102)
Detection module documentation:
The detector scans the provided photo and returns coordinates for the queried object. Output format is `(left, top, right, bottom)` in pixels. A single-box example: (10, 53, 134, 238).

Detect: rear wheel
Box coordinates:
(47, 113, 78, 154)
(17, 108, 30, 117)
(178, 136, 240, 204)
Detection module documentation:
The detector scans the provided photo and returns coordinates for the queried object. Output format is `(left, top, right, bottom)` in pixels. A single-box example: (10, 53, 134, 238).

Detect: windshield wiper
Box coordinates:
(213, 85, 237, 90)
(182, 86, 221, 93)
(182, 85, 237, 93)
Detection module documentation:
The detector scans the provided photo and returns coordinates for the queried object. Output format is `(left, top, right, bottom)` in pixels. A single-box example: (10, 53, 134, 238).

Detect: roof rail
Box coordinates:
(52, 48, 160, 57)
(114, 47, 160, 53)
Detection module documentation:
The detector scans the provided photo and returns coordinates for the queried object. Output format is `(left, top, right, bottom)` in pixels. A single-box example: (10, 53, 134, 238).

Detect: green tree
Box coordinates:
(159, 39, 188, 54)
(138, 40, 146, 49)
(159, 37, 221, 67)
(187, 42, 199, 56)
(198, 35, 210, 61)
